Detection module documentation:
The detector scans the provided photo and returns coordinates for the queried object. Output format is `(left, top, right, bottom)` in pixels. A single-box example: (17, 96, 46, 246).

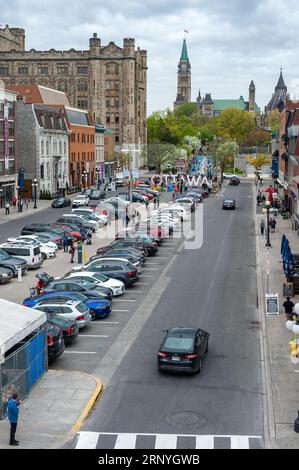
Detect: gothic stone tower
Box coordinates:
(174, 38, 191, 108)
(249, 80, 256, 113)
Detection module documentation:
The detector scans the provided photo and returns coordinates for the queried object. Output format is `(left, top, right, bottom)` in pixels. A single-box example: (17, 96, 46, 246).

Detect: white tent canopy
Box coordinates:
(0, 299, 46, 356)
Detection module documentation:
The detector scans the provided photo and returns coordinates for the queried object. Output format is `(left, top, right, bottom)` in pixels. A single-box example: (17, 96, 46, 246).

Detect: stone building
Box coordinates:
(265, 69, 289, 114)
(0, 26, 147, 169)
(14, 100, 69, 196)
(0, 87, 18, 207)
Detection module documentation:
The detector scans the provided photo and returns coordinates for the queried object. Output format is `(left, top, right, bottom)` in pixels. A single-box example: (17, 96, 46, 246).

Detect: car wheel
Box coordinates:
(42, 253, 47, 260)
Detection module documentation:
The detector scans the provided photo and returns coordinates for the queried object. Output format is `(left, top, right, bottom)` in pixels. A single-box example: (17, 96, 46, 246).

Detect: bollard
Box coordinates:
(294, 411, 299, 433)
(17, 267, 22, 283)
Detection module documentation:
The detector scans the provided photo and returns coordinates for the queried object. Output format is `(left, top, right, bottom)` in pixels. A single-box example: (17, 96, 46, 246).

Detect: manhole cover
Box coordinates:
(167, 411, 208, 429)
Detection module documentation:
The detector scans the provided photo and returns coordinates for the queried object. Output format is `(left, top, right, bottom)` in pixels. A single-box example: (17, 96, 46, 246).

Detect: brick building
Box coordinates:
(0, 86, 18, 207)
(0, 26, 147, 169)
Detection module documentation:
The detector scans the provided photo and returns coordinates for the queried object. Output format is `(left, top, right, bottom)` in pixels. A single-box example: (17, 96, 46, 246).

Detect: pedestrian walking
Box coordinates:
(260, 219, 265, 235)
(80, 226, 86, 243)
(8, 393, 20, 446)
(19, 199, 23, 213)
(136, 211, 141, 229)
(5, 202, 10, 215)
(283, 296, 295, 321)
(62, 234, 69, 253)
(86, 227, 92, 245)
(257, 194, 261, 206)
(271, 218, 276, 233)
(125, 207, 130, 227)
(13, 195, 17, 208)
(69, 241, 76, 263)
(261, 194, 266, 205)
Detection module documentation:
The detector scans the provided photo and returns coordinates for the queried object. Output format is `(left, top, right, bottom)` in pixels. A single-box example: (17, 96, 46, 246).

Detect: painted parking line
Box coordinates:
(143, 268, 160, 271)
(113, 310, 130, 312)
(136, 283, 149, 286)
(79, 335, 109, 338)
(64, 351, 98, 354)
(113, 299, 137, 302)
(91, 321, 119, 325)
(140, 275, 153, 278)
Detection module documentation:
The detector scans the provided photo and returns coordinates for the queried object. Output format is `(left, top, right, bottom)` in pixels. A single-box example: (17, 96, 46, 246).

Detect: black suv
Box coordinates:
(0, 249, 27, 277)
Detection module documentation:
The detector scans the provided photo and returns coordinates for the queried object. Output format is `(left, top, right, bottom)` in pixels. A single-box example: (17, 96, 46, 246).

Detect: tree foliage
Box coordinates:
(216, 108, 255, 143)
(245, 153, 271, 169)
(215, 140, 239, 181)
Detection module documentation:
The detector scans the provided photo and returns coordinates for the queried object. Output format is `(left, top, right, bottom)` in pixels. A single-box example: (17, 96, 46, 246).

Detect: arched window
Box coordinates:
(53, 140, 58, 155)
(59, 141, 62, 155)
(41, 140, 44, 156)
(46, 141, 49, 156)
(64, 141, 67, 155)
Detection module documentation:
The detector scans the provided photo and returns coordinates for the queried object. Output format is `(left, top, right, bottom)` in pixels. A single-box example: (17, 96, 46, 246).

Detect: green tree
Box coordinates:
(174, 102, 198, 118)
(245, 153, 271, 170)
(145, 142, 177, 173)
(215, 140, 239, 182)
(216, 108, 255, 144)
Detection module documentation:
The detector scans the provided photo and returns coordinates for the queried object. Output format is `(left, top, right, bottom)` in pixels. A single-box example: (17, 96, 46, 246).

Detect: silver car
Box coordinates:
(33, 300, 91, 329)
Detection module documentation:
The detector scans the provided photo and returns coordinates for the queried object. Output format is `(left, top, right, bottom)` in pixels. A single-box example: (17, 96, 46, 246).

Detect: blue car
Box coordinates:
(23, 291, 112, 319)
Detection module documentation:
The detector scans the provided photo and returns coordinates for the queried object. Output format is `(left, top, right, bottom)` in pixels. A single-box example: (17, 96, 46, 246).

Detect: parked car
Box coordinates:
(20, 225, 71, 246)
(46, 278, 113, 300)
(118, 192, 149, 204)
(14, 233, 61, 249)
(115, 234, 158, 255)
(174, 197, 196, 212)
(222, 199, 236, 210)
(68, 211, 105, 228)
(51, 197, 72, 208)
(56, 215, 96, 232)
(0, 266, 14, 284)
(49, 224, 82, 241)
(72, 209, 107, 226)
(6, 237, 56, 260)
(34, 299, 92, 329)
(100, 248, 146, 266)
(63, 271, 125, 296)
(72, 259, 139, 287)
(90, 255, 143, 274)
(72, 194, 89, 207)
(81, 188, 92, 197)
(96, 202, 119, 219)
(45, 313, 79, 345)
(157, 327, 209, 374)
(183, 192, 203, 203)
(98, 239, 148, 256)
(23, 291, 112, 320)
(46, 321, 65, 363)
(0, 243, 43, 269)
(156, 207, 190, 222)
(0, 248, 28, 276)
(89, 190, 106, 200)
(133, 189, 155, 200)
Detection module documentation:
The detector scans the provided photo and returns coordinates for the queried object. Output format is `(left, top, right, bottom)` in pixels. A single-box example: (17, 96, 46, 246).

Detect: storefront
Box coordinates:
(0, 176, 17, 208)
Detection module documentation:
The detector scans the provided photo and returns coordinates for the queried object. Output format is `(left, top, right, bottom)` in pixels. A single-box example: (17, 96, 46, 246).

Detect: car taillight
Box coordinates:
(55, 238, 61, 244)
(47, 333, 54, 346)
(66, 327, 74, 334)
(184, 354, 197, 360)
(158, 352, 168, 358)
(76, 315, 84, 321)
(127, 271, 135, 276)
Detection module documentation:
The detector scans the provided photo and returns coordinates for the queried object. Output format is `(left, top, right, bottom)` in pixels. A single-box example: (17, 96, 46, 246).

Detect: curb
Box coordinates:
(70, 372, 104, 433)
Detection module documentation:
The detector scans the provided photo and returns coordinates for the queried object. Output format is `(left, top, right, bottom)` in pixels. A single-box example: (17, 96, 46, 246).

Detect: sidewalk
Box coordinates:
(0, 200, 53, 225)
(0, 370, 102, 449)
(256, 205, 299, 448)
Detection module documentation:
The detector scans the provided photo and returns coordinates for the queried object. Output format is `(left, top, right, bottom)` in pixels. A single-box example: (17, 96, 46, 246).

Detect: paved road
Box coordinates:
(74, 180, 264, 449)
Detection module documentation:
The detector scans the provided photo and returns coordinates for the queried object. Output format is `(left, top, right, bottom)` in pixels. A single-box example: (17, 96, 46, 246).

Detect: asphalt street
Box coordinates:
(75, 180, 264, 448)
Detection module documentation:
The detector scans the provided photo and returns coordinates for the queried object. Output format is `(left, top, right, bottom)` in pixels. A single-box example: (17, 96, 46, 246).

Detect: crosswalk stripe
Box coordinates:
(75, 432, 263, 449)
(155, 434, 177, 449)
(230, 436, 250, 449)
(76, 432, 99, 449)
(114, 433, 137, 449)
(195, 435, 214, 449)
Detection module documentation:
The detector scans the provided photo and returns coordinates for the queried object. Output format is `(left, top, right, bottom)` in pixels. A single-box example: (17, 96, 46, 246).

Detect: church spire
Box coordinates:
(180, 38, 189, 61)
(275, 68, 287, 92)
(174, 38, 192, 108)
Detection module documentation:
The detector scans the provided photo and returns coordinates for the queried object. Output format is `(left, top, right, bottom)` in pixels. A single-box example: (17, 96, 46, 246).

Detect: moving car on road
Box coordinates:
(72, 194, 89, 207)
(229, 177, 240, 186)
(51, 197, 72, 208)
(157, 327, 209, 374)
(222, 199, 236, 210)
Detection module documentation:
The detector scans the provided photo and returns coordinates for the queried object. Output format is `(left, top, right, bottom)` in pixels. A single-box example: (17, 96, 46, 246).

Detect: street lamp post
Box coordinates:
(96, 168, 101, 189)
(17, 185, 20, 212)
(266, 200, 272, 248)
(31, 178, 38, 209)
(82, 170, 88, 190)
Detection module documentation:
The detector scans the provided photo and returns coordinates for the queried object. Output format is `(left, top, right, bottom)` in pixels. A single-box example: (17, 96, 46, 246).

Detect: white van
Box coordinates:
(0, 243, 43, 269)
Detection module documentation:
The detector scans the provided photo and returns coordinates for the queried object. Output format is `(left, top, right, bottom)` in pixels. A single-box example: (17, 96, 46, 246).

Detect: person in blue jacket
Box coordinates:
(8, 393, 20, 446)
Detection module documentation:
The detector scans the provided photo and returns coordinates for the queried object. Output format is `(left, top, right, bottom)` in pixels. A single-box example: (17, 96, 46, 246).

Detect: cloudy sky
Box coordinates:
(2, 0, 299, 115)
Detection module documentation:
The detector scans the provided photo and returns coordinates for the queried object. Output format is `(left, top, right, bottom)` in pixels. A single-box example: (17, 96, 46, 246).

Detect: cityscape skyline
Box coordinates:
(1, 0, 299, 115)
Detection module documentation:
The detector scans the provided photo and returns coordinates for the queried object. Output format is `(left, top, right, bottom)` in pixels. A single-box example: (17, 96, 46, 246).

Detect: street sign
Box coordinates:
(265, 293, 279, 315)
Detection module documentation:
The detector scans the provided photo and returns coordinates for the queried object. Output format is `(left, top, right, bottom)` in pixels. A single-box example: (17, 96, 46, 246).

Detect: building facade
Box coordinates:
(174, 39, 191, 107)
(0, 87, 18, 207)
(265, 69, 289, 115)
(0, 26, 147, 169)
(15, 101, 69, 197)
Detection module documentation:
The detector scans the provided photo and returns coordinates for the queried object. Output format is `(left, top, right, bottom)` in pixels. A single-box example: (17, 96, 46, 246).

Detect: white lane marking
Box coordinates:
(114, 433, 137, 449)
(113, 310, 130, 312)
(230, 436, 250, 449)
(64, 351, 97, 354)
(143, 268, 160, 271)
(76, 432, 99, 449)
(155, 434, 177, 449)
(195, 436, 214, 449)
(140, 275, 153, 278)
(113, 299, 137, 302)
(79, 335, 109, 338)
(91, 321, 119, 325)
(128, 290, 144, 293)
(137, 283, 149, 285)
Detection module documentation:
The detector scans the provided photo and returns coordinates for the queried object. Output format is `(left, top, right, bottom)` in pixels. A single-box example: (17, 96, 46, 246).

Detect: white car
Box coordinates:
(107, 196, 130, 207)
(6, 237, 56, 259)
(157, 207, 191, 221)
(63, 271, 125, 296)
(7, 234, 58, 252)
(72, 195, 89, 207)
(34, 300, 92, 329)
(72, 208, 107, 225)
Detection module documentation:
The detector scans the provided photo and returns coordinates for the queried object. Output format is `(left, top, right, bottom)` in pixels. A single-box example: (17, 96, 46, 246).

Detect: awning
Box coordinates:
(0, 299, 46, 355)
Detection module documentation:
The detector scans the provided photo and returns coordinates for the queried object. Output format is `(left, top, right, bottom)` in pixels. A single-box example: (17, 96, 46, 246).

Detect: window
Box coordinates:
(59, 141, 62, 155)
(115, 98, 119, 107)
(77, 97, 88, 108)
(106, 116, 110, 123)
(41, 140, 45, 156)
(64, 141, 67, 155)
(77, 65, 88, 74)
(57, 64, 69, 75)
(8, 121, 14, 137)
(18, 65, 29, 75)
(115, 116, 119, 123)
(78, 81, 88, 91)
(8, 141, 15, 157)
(41, 164, 44, 179)
(58, 82, 68, 92)
(37, 65, 49, 75)
(0, 66, 9, 75)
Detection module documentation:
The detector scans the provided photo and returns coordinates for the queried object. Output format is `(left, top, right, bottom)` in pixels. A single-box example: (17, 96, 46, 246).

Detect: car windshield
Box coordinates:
(0, 250, 9, 260)
(78, 280, 94, 289)
(92, 273, 109, 282)
(52, 228, 64, 234)
(56, 198, 64, 203)
(76, 196, 86, 200)
(163, 336, 194, 352)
